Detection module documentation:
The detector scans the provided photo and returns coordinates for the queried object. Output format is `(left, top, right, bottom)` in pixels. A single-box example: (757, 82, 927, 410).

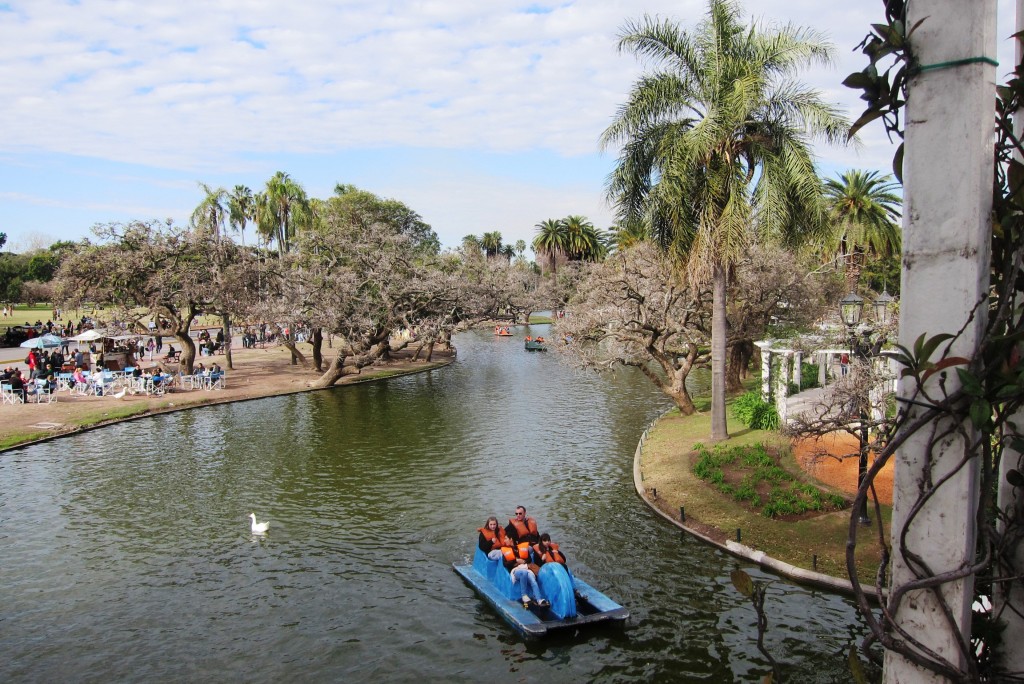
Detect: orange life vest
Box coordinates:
(478, 526, 508, 549)
(508, 516, 539, 540)
(538, 543, 566, 565)
(501, 541, 531, 563)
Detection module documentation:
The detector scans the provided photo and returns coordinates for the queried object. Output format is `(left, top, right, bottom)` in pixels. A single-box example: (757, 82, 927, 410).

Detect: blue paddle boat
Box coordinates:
(453, 548, 628, 638)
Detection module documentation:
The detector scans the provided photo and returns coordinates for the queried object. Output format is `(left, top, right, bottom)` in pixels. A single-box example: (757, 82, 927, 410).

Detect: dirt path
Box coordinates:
(0, 343, 453, 449)
(791, 431, 894, 505)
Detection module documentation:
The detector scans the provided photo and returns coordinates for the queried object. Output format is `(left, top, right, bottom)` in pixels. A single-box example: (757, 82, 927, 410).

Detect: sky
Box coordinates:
(0, 0, 1018, 254)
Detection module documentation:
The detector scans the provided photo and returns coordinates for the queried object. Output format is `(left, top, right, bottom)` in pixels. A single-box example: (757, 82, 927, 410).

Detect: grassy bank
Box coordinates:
(640, 403, 890, 583)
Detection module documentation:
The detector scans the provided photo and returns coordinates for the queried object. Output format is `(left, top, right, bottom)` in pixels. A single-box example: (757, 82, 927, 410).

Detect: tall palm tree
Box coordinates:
(608, 218, 649, 253)
(481, 231, 503, 259)
(191, 183, 227, 240)
(561, 215, 607, 262)
(256, 172, 310, 256)
(227, 185, 254, 247)
(822, 169, 901, 293)
(601, 0, 847, 440)
(532, 218, 565, 274)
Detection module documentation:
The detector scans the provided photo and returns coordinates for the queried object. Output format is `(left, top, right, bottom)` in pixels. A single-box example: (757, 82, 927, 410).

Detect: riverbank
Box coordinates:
(636, 407, 891, 590)
(0, 343, 454, 451)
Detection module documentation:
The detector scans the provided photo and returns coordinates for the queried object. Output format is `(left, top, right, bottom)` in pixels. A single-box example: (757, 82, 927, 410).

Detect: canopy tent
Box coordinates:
(20, 333, 64, 349)
(70, 329, 106, 342)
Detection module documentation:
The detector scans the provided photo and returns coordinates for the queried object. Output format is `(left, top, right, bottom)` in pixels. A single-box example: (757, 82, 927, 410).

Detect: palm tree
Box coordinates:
(601, 0, 847, 440)
(532, 219, 565, 274)
(608, 219, 649, 253)
(481, 231, 503, 259)
(822, 169, 901, 293)
(561, 215, 607, 262)
(191, 183, 227, 240)
(256, 172, 310, 255)
(227, 185, 254, 247)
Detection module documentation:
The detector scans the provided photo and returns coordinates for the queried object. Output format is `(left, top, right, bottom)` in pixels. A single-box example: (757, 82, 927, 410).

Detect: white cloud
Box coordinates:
(0, 0, 1018, 248)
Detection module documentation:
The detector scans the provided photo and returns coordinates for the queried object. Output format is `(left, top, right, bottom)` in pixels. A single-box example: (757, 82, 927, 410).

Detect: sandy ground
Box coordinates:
(791, 431, 894, 505)
(0, 342, 453, 448)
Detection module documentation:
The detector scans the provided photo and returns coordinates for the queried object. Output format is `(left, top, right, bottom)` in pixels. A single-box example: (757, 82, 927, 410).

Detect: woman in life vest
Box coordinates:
(532, 533, 567, 567)
(478, 516, 510, 561)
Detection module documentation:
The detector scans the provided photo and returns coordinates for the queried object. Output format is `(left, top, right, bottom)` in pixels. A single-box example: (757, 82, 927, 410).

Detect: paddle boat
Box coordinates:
(453, 548, 628, 638)
(494, 325, 514, 336)
(524, 336, 547, 351)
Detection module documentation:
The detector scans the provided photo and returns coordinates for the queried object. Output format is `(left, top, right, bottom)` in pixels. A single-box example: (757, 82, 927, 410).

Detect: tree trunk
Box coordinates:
(844, 249, 864, 294)
(710, 263, 729, 441)
(221, 313, 233, 371)
(175, 332, 196, 374)
(726, 340, 752, 392)
(311, 351, 347, 388)
(279, 340, 309, 368)
(311, 327, 323, 372)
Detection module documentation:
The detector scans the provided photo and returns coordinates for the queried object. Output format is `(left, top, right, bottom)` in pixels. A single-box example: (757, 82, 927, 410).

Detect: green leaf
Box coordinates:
(842, 72, 876, 90)
(955, 367, 984, 396)
(849, 645, 868, 684)
(970, 399, 992, 429)
(731, 568, 754, 598)
(1006, 469, 1024, 488)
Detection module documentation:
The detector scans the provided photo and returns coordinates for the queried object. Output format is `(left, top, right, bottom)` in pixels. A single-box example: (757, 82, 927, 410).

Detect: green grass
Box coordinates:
(640, 389, 891, 582)
(0, 431, 50, 450)
(692, 442, 844, 518)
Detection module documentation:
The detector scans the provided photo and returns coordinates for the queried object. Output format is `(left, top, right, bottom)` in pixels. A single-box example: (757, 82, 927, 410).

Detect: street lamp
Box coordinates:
(839, 292, 870, 525)
(872, 289, 894, 325)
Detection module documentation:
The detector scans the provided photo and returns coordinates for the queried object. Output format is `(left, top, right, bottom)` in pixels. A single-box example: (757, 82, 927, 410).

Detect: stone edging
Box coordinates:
(632, 409, 858, 597)
(0, 357, 454, 455)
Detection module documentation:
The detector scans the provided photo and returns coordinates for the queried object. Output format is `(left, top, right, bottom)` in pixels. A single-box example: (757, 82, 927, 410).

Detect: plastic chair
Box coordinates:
(1, 382, 22, 405)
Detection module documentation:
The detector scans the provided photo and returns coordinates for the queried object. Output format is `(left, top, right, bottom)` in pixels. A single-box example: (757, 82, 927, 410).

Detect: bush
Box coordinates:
(732, 392, 781, 430)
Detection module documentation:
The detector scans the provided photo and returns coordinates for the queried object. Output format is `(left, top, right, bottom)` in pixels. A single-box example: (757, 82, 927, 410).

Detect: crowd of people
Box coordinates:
(476, 506, 577, 609)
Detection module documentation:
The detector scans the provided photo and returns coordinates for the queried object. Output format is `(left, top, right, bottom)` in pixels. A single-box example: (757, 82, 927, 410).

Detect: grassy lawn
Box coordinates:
(641, 401, 891, 583)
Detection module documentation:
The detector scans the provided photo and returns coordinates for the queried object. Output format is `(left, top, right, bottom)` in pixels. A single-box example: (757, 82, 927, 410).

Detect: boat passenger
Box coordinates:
(503, 549, 548, 608)
(525, 336, 532, 342)
(478, 516, 510, 561)
(532, 533, 567, 568)
(505, 506, 541, 545)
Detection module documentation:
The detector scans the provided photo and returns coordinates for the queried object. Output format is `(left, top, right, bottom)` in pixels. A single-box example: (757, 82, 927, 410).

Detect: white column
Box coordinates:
(759, 346, 771, 402)
(994, 1, 1024, 675)
(776, 352, 791, 422)
(884, 1, 996, 681)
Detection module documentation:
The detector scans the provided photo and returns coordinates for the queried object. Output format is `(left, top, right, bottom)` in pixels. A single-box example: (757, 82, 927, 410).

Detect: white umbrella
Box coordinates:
(20, 333, 64, 349)
(70, 329, 105, 342)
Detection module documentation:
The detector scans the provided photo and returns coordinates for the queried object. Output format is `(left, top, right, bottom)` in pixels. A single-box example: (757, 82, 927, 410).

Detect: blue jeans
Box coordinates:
(510, 565, 541, 601)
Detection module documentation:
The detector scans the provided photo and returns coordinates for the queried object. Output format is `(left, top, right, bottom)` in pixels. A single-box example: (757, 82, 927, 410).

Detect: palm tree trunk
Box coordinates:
(711, 263, 729, 441)
(845, 250, 864, 294)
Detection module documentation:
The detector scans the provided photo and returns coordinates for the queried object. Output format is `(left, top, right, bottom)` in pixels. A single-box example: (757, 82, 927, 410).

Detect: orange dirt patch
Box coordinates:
(792, 431, 894, 506)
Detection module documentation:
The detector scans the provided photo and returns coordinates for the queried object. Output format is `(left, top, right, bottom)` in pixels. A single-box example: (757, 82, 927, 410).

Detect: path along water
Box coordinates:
(1, 327, 866, 682)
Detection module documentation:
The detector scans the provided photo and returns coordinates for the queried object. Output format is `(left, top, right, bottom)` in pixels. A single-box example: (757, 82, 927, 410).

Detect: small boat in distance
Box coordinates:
(524, 336, 547, 351)
(453, 548, 628, 638)
(494, 325, 514, 336)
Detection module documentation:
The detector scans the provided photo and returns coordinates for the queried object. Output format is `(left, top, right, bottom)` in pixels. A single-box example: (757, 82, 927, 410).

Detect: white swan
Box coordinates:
(113, 388, 127, 400)
(249, 512, 270, 534)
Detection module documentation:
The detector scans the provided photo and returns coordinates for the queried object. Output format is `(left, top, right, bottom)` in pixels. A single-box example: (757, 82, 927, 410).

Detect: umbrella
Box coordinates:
(20, 333, 64, 349)
(70, 329, 105, 342)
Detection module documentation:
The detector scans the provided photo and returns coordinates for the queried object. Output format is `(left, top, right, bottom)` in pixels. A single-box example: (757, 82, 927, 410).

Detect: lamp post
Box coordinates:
(839, 292, 871, 525)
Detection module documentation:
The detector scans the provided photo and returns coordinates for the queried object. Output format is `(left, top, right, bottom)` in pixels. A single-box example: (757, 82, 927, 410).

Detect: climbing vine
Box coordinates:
(808, 1, 1024, 680)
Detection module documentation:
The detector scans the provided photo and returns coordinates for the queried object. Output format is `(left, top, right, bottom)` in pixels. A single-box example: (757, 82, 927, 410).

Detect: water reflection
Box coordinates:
(0, 327, 864, 682)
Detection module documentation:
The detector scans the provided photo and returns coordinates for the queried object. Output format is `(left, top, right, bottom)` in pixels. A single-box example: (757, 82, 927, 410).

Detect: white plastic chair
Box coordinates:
(1, 382, 22, 405)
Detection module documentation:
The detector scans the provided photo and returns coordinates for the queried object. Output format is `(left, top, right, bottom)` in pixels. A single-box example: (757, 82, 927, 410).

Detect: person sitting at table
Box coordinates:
(151, 368, 166, 387)
(194, 363, 207, 376)
(8, 369, 27, 402)
(210, 363, 222, 375)
(131, 366, 143, 378)
(90, 367, 106, 395)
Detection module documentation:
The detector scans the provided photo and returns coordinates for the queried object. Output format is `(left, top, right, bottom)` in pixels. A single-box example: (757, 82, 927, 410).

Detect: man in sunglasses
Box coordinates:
(505, 506, 541, 546)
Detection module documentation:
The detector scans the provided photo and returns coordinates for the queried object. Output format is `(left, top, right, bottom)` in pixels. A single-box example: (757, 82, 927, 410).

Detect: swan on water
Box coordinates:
(249, 513, 270, 534)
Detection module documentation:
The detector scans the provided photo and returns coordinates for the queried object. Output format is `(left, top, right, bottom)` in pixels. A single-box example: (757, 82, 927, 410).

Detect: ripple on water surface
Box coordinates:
(0, 328, 867, 682)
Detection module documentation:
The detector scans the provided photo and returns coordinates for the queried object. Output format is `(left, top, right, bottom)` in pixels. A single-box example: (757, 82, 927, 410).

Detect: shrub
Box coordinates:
(731, 391, 781, 430)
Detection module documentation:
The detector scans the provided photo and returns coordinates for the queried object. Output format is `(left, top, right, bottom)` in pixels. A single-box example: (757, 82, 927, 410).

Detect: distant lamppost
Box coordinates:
(839, 292, 871, 525)
(838, 291, 896, 526)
